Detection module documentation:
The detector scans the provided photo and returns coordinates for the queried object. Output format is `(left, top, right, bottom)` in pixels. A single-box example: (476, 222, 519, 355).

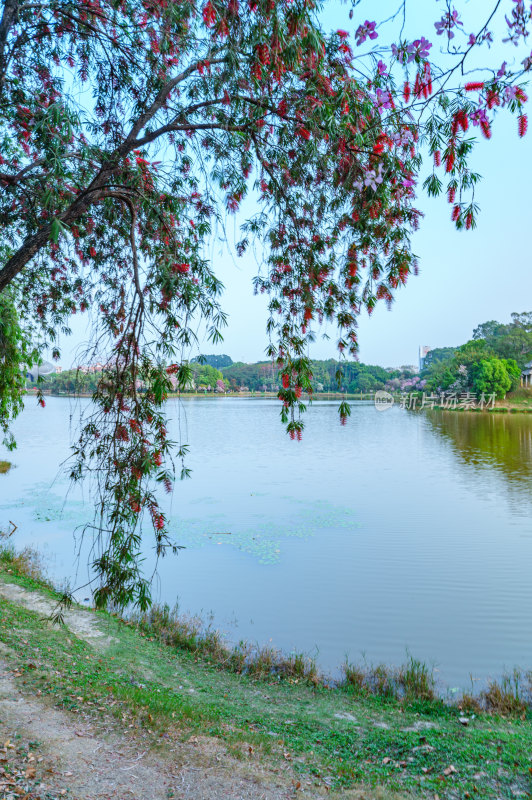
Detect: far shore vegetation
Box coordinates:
(27, 311, 532, 409)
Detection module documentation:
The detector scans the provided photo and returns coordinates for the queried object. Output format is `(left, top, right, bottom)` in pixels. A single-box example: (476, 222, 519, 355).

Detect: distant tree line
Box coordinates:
(33, 358, 421, 396)
(220, 359, 414, 393)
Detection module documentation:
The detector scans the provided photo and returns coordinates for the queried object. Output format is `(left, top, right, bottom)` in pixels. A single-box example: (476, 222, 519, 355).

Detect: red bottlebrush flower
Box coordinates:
(116, 424, 129, 442)
(445, 150, 455, 173)
(153, 451, 162, 466)
(452, 110, 468, 136)
(486, 90, 500, 110)
(434, 150, 441, 167)
(130, 500, 141, 514)
(172, 262, 190, 274)
(256, 44, 270, 65)
(465, 212, 473, 230)
(296, 127, 311, 141)
(296, 429, 302, 441)
(480, 119, 491, 140)
(289, 429, 296, 440)
(129, 418, 141, 433)
(464, 81, 484, 91)
(38, 397, 46, 408)
(303, 307, 313, 321)
(202, 1, 216, 26)
(294, 385, 302, 399)
(451, 204, 460, 222)
(403, 82, 410, 103)
(281, 373, 290, 389)
(447, 186, 456, 203)
(89, 246, 96, 258)
(515, 87, 528, 103)
(227, 195, 240, 212)
(340, 414, 347, 426)
(519, 114, 528, 137)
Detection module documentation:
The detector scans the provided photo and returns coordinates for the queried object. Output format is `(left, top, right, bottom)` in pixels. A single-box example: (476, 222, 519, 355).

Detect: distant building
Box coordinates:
(419, 346, 432, 371)
(521, 361, 532, 387)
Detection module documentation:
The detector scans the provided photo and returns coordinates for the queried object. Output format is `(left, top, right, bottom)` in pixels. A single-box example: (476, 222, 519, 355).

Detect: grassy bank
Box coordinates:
(1, 547, 532, 798)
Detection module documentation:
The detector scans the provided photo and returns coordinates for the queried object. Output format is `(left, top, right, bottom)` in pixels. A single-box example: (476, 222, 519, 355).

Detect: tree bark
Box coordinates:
(0, 0, 19, 90)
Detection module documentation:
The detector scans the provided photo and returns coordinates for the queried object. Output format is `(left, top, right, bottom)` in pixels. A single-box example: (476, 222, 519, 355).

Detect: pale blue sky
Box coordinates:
(54, 0, 532, 369)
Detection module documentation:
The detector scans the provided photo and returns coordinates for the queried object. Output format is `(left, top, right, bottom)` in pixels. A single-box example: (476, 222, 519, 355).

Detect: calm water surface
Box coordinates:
(1, 396, 532, 691)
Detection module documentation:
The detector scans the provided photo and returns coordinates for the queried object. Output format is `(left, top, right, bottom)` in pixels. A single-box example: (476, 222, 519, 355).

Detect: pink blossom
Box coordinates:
(355, 20, 378, 47)
(435, 9, 463, 40)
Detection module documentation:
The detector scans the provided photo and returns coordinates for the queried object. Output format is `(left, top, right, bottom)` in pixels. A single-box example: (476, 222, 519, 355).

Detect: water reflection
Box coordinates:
(425, 410, 532, 507)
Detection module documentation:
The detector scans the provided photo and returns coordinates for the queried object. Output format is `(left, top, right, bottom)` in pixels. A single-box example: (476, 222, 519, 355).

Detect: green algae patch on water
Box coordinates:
(170, 497, 359, 564)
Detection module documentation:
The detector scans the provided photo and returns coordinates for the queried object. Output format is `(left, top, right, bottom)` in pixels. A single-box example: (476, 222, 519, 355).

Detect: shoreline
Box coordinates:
(0, 544, 528, 703)
(1, 547, 532, 799)
(22, 388, 532, 413)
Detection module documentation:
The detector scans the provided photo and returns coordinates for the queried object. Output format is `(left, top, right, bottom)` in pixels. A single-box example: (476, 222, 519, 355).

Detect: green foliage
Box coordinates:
(221, 361, 277, 391)
(471, 358, 515, 399)
(421, 347, 456, 371)
(0, 292, 39, 449)
(191, 354, 233, 369)
(189, 363, 223, 389)
(423, 314, 532, 398)
(471, 314, 532, 367)
(37, 369, 100, 394)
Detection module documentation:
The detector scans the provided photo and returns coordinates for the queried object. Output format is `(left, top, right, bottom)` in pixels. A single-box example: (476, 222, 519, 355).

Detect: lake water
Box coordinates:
(1, 395, 532, 692)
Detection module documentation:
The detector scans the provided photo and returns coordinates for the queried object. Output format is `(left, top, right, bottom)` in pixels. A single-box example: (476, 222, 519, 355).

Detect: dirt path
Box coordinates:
(0, 582, 116, 649)
(0, 655, 315, 800)
(0, 581, 329, 800)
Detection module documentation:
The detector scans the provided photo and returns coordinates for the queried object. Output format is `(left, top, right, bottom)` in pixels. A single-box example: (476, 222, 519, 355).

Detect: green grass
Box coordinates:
(0, 460, 12, 474)
(1, 558, 532, 797)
